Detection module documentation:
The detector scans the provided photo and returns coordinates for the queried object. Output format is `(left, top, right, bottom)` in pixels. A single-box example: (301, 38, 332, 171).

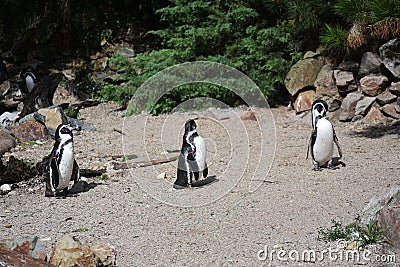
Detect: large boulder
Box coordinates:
(376, 88, 397, 105)
(9, 117, 47, 142)
(334, 70, 354, 87)
(379, 38, 400, 78)
(293, 90, 315, 113)
(339, 92, 364, 121)
(50, 234, 116, 267)
(0, 246, 54, 267)
(358, 52, 383, 78)
(314, 64, 341, 111)
(360, 74, 389, 96)
(381, 103, 400, 119)
(34, 106, 68, 137)
(362, 106, 387, 124)
(360, 185, 400, 252)
(355, 96, 376, 116)
(284, 57, 323, 96)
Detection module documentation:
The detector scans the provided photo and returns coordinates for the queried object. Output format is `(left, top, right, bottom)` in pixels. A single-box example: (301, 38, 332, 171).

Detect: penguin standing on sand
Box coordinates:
(307, 100, 342, 171)
(45, 124, 80, 197)
(174, 118, 208, 189)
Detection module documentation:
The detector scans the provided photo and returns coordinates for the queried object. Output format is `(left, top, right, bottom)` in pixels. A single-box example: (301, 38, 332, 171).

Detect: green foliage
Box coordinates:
(73, 227, 88, 233)
(318, 219, 357, 242)
(320, 24, 348, 50)
(318, 218, 385, 248)
(22, 158, 37, 170)
(98, 0, 303, 115)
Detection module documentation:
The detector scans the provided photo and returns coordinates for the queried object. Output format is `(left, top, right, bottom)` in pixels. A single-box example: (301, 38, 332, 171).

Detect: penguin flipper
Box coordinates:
(50, 155, 60, 189)
(174, 154, 189, 188)
(307, 130, 316, 161)
(72, 159, 80, 183)
(333, 132, 342, 159)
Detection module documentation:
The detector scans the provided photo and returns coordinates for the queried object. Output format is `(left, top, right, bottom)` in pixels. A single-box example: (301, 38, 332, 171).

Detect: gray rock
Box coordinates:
(388, 81, 400, 96)
(284, 58, 323, 96)
(376, 89, 397, 105)
(362, 106, 387, 124)
(303, 51, 319, 59)
(355, 96, 376, 116)
(379, 38, 400, 78)
(0, 112, 19, 127)
(359, 185, 400, 228)
(339, 92, 364, 121)
(0, 129, 16, 156)
(360, 74, 389, 96)
(5, 236, 47, 261)
(334, 69, 354, 88)
(378, 199, 400, 252)
(0, 184, 11, 194)
(50, 234, 116, 267)
(314, 64, 341, 111)
(203, 107, 230, 120)
(338, 61, 359, 72)
(34, 106, 68, 137)
(381, 103, 400, 119)
(358, 52, 383, 78)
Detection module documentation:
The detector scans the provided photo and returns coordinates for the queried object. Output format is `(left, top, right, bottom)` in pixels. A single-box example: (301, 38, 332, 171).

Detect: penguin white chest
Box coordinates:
(313, 118, 334, 165)
(57, 142, 74, 189)
(193, 136, 206, 171)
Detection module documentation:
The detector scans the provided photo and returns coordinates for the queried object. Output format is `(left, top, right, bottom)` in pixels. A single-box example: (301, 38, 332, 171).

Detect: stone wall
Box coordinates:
(285, 39, 400, 124)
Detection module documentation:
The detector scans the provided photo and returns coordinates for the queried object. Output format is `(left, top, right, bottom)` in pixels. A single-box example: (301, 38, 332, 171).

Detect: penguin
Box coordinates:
(174, 118, 208, 189)
(18, 72, 63, 118)
(20, 70, 40, 92)
(307, 100, 342, 171)
(45, 124, 80, 197)
(15, 70, 40, 99)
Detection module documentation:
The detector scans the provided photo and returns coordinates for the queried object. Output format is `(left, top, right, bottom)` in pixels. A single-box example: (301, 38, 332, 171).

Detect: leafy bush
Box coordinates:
(97, 0, 302, 115)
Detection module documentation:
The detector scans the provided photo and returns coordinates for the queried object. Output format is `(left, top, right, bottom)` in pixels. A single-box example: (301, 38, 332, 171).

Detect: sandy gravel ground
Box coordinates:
(0, 103, 399, 267)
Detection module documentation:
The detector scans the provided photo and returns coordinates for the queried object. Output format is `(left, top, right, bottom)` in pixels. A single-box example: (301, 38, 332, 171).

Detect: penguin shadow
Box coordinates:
(63, 180, 102, 197)
(191, 175, 218, 188)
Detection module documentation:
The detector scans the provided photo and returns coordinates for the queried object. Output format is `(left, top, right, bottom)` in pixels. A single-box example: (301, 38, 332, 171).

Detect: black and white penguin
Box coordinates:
(174, 118, 208, 189)
(18, 72, 63, 118)
(45, 124, 80, 197)
(20, 70, 40, 92)
(307, 100, 342, 171)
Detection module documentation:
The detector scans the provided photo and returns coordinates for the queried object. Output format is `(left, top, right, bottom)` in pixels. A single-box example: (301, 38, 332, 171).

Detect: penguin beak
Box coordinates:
(67, 124, 81, 131)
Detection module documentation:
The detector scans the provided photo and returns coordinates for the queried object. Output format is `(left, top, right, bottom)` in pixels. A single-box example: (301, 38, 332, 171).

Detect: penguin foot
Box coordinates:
(313, 165, 322, 171)
(45, 189, 54, 197)
(327, 162, 339, 170)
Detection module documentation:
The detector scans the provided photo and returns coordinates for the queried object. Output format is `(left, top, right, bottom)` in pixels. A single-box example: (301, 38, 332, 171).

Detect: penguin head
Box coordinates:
(184, 118, 197, 133)
(312, 100, 328, 118)
(311, 100, 328, 128)
(55, 124, 74, 142)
